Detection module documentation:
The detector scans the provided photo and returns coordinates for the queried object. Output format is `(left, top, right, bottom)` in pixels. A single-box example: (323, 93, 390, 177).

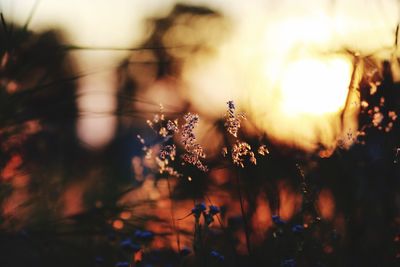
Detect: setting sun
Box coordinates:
(279, 56, 353, 116)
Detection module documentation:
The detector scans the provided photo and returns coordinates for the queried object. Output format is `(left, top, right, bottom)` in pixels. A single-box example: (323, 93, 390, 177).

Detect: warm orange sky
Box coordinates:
(2, 0, 399, 150)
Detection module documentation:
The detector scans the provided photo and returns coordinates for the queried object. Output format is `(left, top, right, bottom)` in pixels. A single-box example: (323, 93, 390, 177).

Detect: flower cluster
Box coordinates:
(155, 156, 181, 177)
(191, 203, 220, 225)
(146, 104, 165, 130)
(134, 230, 154, 240)
(222, 100, 269, 167)
(138, 107, 211, 178)
(167, 119, 179, 133)
(258, 144, 270, 156)
(181, 113, 208, 172)
(146, 104, 179, 138)
(224, 100, 245, 137)
(159, 144, 176, 161)
(231, 141, 257, 168)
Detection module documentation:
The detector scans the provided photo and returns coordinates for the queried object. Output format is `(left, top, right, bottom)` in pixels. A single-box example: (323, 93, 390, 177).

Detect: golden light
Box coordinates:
(178, 6, 364, 152)
(280, 56, 353, 116)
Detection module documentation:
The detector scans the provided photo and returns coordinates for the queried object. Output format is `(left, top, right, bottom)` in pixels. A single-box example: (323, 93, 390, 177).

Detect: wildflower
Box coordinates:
(159, 144, 176, 161)
(389, 111, 397, 121)
(209, 205, 220, 215)
(372, 112, 384, 127)
(167, 119, 179, 133)
(291, 224, 304, 233)
(159, 127, 168, 137)
(210, 250, 225, 261)
(120, 238, 141, 252)
(272, 215, 286, 226)
(146, 103, 178, 138)
(134, 230, 154, 240)
(181, 113, 199, 149)
(192, 203, 206, 218)
(224, 100, 245, 137)
(181, 113, 208, 172)
(258, 145, 269, 156)
(231, 141, 256, 167)
(155, 156, 181, 177)
(201, 205, 219, 225)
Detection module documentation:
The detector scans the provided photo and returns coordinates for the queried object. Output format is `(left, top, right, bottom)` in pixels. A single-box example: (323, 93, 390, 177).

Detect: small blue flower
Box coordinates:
(115, 262, 130, 267)
(281, 258, 296, 267)
(120, 238, 141, 252)
(291, 224, 304, 233)
(210, 250, 224, 261)
(134, 230, 154, 240)
(209, 205, 220, 215)
(120, 238, 132, 249)
(197, 203, 207, 211)
(141, 231, 154, 239)
(192, 203, 207, 218)
(272, 215, 286, 226)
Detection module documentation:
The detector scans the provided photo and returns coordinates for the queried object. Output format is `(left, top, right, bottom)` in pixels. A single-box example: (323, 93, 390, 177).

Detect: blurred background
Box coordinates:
(0, 0, 400, 266)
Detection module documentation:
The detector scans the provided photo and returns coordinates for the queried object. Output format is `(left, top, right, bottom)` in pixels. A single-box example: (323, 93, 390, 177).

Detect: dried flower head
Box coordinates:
(180, 113, 208, 172)
(231, 140, 256, 168)
(155, 157, 181, 177)
(258, 145, 269, 156)
(146, 103, 178, 138)
(160, 144, 176, 161)
(167, 119, 179, 133)
(224, 100, 245, 137)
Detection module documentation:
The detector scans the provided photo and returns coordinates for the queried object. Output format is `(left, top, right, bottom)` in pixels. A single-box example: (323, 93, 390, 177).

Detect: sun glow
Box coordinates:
(280, 56, 353, 116)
